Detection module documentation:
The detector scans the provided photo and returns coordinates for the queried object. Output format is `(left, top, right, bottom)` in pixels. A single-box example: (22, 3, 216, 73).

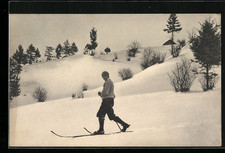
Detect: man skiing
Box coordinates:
(94, 71, 130, 135)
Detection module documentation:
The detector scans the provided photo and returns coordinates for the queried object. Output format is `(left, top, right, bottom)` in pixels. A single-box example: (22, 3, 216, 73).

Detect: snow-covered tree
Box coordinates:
(45, 46, 54, 61)
(34, 48, 41, 62)
(189, 18, 221, 91)
(84, 44, 92, 55)
(12, 45, 27, 65)
(71, 42, 78, 55)
(9, 57, 22, 100)
(26, 44, 36, 64)
(63, 39, 71, 57)
(55, 44, 63, 59)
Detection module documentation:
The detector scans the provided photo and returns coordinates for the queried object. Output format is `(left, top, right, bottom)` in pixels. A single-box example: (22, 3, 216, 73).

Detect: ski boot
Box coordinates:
(121, 124, 130, 132)
(93, 129, 104, 135)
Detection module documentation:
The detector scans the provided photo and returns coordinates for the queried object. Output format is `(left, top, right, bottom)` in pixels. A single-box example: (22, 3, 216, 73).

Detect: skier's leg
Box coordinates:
(98, 117, 105, 131)
(95, 100, 107, 134)
(106, 98, 116, 120)
(93, 117, 105, 134)
(106, 99, 130, 132)
(113, 116, 130, 131)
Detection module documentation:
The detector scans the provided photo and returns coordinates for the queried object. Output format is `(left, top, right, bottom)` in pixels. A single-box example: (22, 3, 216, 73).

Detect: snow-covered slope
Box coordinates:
(9, 45, 221, 147)
(9, 89, 221, 147)
(10, 46, 171, 107)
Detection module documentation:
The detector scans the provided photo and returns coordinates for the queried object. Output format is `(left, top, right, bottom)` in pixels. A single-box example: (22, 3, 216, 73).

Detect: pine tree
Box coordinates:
(22, 53, 28, 65)
(26, 44, 36, 64)
(84, 44, 91, 54)
(55, 44, 63, 59)
(89, 27, 98, 55)
(10, 75, 21, 100)
(12, 45, 27, 65)
(190, 18, 221, 91)
(71, 42, 78, 55)
(164, 14, 182, 57)
(9, 58, 22, 100)
(35, 48, 41, 62)
(63, 39, 71, 57)
(104, 47, 111, 54)
(45, 46, 54, 61)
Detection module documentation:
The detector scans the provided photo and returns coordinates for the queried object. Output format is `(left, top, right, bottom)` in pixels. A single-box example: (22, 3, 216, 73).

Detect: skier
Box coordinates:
(94, 71, 130, 135)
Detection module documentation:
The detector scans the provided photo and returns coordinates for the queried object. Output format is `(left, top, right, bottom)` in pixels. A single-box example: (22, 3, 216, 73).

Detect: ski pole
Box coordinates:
(115, 122, 122, 131)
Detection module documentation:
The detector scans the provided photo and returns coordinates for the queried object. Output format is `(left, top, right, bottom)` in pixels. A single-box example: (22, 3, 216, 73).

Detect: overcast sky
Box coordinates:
(9, 14, 220, 57)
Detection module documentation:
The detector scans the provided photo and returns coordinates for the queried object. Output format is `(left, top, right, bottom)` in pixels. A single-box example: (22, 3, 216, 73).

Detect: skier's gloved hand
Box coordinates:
(98, 92, 102, 97)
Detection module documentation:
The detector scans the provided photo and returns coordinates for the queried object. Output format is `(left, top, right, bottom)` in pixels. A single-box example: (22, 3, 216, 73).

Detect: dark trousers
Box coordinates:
(97, 98, 115, 120)
(96, 98, 128, 130)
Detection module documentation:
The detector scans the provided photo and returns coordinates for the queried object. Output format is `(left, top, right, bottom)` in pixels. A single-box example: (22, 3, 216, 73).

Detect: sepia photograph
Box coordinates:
(9, 13, 221, 147)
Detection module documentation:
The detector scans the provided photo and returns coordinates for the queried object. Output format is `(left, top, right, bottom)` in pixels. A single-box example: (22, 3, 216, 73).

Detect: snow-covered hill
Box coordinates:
(9, 45, 221, 147)
(10, 45, 171, 107)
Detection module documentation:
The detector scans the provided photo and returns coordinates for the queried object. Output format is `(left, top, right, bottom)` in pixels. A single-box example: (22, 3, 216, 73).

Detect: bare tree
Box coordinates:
(127, 41, 142, 57)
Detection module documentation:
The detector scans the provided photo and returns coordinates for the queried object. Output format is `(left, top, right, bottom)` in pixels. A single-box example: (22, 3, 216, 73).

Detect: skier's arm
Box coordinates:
(98, 91, 102, 96)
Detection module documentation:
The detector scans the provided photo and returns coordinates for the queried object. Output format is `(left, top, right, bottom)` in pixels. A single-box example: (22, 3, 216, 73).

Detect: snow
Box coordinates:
(9, 45, 221, 147)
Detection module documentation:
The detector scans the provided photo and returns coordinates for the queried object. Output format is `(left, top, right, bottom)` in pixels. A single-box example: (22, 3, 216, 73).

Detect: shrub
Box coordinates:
(156, 52, 167, 64)
(127, 49, 135, 57)
(76, 90, 84, 98)
(141, 49, 154, 70)
(152, 52, 167, 64)
(72, 93, 76, 99)
(82, 83, 88, 91)
(72, 90, 84, 99)
(141, 49, 166, 70)
(177, 39, 186, 48)
(171, 45, 181, 58)
(168, 58, 197, 92)
(199, 74, 219, 91)
(127, 57, 131, 61)
(118, 68, 133, 81)
(90, 51, 95, 56)
(112, 53, 118, 62)
(114, 53, 118, 59)
(32, 86, 48, 102)
(104, 47, 111, 54)
(100, 52, 105, 55)
(127, 41, 142, 57)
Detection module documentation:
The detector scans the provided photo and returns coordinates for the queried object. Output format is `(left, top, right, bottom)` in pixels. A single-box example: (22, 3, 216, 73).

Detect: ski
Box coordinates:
(51, 129, 133, 139)
(84, 127, 92, 134)
(83, 127, 133, 136)
(51, 130, 97, 138)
